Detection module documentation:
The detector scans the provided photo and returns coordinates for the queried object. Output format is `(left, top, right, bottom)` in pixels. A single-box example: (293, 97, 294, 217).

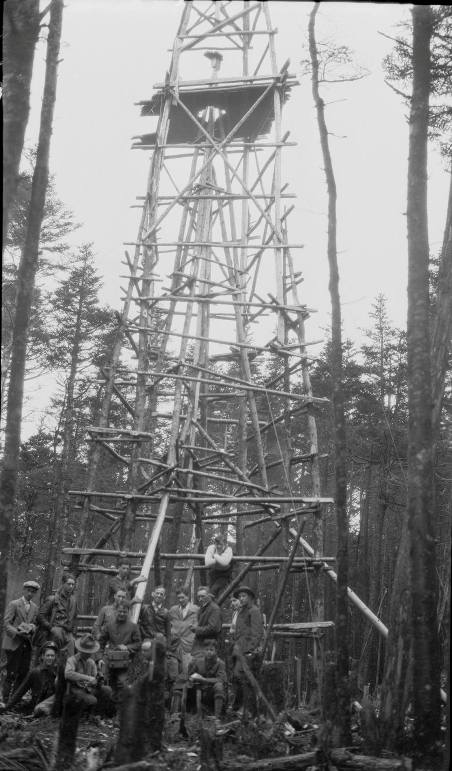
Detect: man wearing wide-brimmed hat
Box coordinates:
(65, 633, 112, 711)
(231, 585, 263, 715)
(2, 580, 40, 701)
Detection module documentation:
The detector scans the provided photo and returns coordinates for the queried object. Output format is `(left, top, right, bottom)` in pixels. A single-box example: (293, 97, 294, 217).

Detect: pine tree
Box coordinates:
(41, 245, 114, 595)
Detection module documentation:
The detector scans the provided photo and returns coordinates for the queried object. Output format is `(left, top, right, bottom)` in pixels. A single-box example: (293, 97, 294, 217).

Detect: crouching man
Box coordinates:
(7, 642, 58, 716)
(64, 634, 113, 713)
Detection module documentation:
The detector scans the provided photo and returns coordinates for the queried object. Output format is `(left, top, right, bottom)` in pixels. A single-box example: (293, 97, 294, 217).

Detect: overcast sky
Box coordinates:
(20, 0, 449, 435)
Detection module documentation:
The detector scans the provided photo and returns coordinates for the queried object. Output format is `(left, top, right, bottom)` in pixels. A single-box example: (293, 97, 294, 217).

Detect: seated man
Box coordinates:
(99, 603, 141, 700)
(6, 642, 58, 716)
(139, 586, 170, 643)
(174, 641, 226, 721)
(92, 588, 127, 639)
(37, 573, 78, 656)
(64, 634, 112, 713)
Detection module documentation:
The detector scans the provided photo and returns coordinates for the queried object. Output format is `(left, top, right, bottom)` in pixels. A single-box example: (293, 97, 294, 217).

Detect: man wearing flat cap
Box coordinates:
(231, 585, 264, 715)
(2, 580, 40, 701)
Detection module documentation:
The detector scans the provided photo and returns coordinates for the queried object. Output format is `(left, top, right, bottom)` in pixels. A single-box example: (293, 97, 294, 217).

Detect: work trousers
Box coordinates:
(188, 681, 225, 718)
(34, 695, 55, 716)
(232, 651, 261, 717)
(3, 643, 32, 701)
(70, 684, 113, 711)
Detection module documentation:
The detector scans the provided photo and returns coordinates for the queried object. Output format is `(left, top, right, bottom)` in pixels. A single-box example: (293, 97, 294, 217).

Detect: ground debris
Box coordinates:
(0, 740, 51, 771)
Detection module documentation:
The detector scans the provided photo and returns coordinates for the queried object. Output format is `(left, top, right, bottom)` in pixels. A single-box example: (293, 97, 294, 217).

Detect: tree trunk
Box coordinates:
(3, 0, 40, 251)
(0, 0, 63, 624)
(308, 2, 350, 744)
(431, 171, 452, 439)
(406, 5, 441, 757)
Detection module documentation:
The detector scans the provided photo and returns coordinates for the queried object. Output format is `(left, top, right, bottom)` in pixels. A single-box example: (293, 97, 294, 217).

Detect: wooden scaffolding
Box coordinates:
(64, 0, 336, 686)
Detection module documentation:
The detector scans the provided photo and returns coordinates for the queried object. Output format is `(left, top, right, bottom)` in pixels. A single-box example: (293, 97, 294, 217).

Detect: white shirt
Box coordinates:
(205, 544, 233, 568)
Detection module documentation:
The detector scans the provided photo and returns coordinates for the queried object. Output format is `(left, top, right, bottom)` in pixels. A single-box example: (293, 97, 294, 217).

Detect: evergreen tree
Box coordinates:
(41, 244, 114, 594)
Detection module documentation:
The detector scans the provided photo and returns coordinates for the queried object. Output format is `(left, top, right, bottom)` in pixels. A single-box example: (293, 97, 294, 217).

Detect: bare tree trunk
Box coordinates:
(3, 0, 41, 251)
(0, 0, 63, 623)
(308, 2, 350, 744)
(406, 5, 441, 757)
(431, 171, 452, 439)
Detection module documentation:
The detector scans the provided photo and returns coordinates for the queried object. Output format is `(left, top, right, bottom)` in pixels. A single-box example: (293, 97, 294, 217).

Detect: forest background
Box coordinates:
(1, 0, 451, 763)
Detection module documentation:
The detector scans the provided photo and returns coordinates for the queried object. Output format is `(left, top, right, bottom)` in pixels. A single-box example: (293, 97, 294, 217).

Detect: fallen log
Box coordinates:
(105, 763, 158, 771)
(221, 749, 413, 771)
(221, 750, 318, 770)
(329, 748, 412, 769)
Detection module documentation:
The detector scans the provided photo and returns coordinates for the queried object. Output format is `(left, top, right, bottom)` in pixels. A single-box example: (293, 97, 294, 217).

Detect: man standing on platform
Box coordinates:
(37, 573, 78, 656)
(191, 586, 222, 654)
(231, 585, 263, 715)
(204, 534, 233, 599)
(1, 580, 40, 702)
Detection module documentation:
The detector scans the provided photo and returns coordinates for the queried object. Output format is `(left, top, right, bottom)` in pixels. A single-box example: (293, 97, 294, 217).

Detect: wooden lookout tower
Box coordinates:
(65, 1, 337, 698)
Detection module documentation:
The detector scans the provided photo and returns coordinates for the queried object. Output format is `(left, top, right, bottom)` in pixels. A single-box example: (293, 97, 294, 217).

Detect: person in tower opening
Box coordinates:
(204, 533, 233, 599)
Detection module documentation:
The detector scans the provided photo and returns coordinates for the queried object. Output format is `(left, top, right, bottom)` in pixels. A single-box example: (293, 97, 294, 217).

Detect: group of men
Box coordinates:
(1, 541, 264, 725)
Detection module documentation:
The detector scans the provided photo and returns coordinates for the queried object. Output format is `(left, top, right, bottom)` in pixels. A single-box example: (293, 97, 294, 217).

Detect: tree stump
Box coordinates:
(115, 642, 166, 765)
(260, 662, 286, 713)
(200, 716, 223, 771)
(53, 695, 82, 770)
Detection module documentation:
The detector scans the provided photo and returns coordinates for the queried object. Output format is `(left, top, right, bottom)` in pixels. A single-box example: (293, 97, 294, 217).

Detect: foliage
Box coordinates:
(383, 7, 452, 157)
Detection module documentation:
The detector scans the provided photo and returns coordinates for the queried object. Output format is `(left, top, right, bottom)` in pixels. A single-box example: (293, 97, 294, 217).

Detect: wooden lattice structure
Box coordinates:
(64, 0, 337, 677)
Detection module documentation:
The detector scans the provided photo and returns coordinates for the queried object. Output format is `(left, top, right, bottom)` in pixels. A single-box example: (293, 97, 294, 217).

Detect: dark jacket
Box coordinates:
(107, 574, 135, 603)
(192, 600, 222, 651)
(188, 655, 226, 685)
(7, 664, 57, 708)
(233, 604, 263, 653)
(99, 617, 141, 656)
(139, 603, 170, 641)
(38, 591, 77, 633)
